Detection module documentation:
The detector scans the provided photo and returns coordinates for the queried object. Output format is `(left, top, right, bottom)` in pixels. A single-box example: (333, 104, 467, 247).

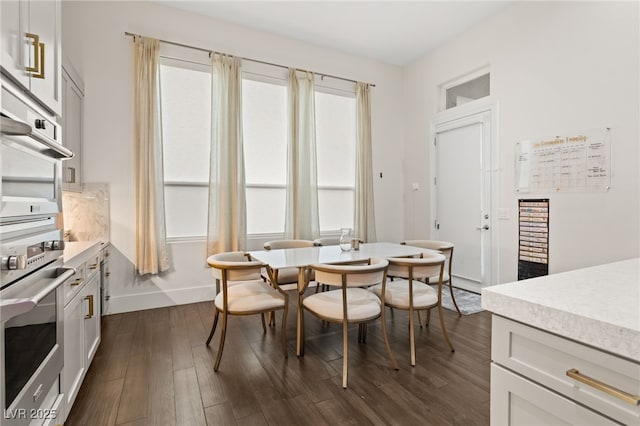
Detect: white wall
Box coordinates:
(403, 1, 640, 284)
(61, 1, 406, 313)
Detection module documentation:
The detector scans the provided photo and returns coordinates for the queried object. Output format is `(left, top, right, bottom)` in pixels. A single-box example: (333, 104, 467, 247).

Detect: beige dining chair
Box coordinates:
(313, 236, 341, 246)
(263, 239, 316, 290)
(300, 258, 399, 388)
(206, 251, 289, 371)
(401, 240, 461, 316)
(369, 251, 454, 366)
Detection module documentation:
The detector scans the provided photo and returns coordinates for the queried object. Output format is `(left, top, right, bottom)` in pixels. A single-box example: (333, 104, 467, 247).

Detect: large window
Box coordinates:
(242, 77, 287, 234)
(160, 56, 356, 239)
(160, 58, 211, 239)
(315, 90, 356, 231)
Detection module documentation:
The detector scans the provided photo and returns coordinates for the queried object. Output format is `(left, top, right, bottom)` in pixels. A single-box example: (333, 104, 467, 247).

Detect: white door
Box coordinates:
(433, 108, 493, 291)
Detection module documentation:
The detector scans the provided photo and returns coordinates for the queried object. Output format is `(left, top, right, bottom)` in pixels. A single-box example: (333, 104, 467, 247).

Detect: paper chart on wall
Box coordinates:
(516, 128, 610, 192)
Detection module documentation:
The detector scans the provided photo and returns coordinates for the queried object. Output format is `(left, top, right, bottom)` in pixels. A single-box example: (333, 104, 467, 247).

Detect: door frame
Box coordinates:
(429, 97, 499, 288)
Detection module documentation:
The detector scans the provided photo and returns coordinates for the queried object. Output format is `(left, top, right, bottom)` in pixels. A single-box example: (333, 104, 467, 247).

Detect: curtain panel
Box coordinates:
(354, 82, 377, 242)
(207, 54, 248, 255)
(133, 36, 170, 275)
(284, 69, 321, 240)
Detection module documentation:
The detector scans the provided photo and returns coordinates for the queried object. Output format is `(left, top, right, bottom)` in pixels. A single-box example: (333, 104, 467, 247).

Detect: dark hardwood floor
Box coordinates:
(66, 292, 492, 426)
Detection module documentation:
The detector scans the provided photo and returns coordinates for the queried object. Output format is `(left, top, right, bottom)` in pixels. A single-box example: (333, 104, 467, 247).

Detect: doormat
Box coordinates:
(432, 285, 484, 315)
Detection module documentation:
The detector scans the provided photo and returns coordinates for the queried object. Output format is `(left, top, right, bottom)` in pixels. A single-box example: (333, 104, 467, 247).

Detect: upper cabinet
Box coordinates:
(61, 62, 84, 191)
(1, 0, 62, 115)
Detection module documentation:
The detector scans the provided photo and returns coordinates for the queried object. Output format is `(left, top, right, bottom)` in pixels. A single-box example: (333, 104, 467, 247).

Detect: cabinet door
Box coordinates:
(491, 364, 618, 426)
(62, 293, 85, 415)
(83, 275, 101, 365)
(1, 0, 29, 88)
(62, 66, 83, 191)
(27, 0, 62, 114)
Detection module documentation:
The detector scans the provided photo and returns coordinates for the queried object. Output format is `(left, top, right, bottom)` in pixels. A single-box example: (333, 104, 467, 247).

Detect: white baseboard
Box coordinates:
(105, 285, 216, 315)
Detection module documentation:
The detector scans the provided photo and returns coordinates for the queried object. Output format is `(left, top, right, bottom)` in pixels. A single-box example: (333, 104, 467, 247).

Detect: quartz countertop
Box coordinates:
(482, 258, 640, 362)
(63, 240, 102, 266)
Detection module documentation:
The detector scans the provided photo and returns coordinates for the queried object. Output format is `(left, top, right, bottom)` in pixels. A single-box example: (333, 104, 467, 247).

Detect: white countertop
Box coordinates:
(482, 258, 640, 362)
(248, 242, 438, 269)
(63, 240, 102, 266)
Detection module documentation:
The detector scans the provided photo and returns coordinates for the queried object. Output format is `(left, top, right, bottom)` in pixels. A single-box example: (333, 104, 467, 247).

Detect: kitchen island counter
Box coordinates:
(482, 257, 640, 361)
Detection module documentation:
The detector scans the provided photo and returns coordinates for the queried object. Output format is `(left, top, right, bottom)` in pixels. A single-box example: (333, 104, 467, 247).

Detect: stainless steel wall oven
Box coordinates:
(1, 75, 74, 425)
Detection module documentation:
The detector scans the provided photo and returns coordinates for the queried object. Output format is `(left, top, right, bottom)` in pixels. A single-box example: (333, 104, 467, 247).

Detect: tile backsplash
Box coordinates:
(62, 183, 110, 242)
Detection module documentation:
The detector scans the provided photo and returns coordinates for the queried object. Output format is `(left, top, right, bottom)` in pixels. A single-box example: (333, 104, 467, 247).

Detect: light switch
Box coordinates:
(412, 182, 420, 191)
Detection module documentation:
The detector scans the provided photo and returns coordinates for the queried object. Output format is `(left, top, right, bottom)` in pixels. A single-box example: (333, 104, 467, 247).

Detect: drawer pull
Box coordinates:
(89, 263, 99, 270)
(85, 294, 94, 319)
(566, 368, 640, 406)
(70, 278, 83, 287)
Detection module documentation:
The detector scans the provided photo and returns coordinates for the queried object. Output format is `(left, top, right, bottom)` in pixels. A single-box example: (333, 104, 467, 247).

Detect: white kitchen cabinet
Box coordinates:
(490, 315, 640, 426)
(0, 0, 62, 115)
(100, 244, 111, 315)
(62, 244, 101, 421)
(61, 62, 83, 191)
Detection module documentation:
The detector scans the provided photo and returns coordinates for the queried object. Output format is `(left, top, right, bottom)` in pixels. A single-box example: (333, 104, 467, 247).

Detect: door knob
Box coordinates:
(476, 225, 490, 230)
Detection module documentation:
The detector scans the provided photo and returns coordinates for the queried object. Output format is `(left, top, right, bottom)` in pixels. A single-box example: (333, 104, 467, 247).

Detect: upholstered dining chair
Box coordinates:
(401, 240, 461, 316)
(263, 239, 316, 290)
(205, 251, 289, 371)
(313, 236, 341, 246)
(300, 258, 399, 388)
(369, 251, 454, 366)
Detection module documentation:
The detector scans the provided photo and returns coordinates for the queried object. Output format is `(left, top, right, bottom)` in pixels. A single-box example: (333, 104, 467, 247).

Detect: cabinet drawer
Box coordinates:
(492, 316, 640, 425)
(64, 263, 86, 306)
(491, 364, 617, 425)
(86, 253, 101, 278)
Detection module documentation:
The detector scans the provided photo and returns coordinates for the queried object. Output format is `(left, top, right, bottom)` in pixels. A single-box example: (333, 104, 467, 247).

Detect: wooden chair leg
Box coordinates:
(299, 306, 305, 357)
(380, 307, 399, 371)
(205, 308, 219, 346)
(213, 312, 228, 371)
(342, 320, 349, 389)
(438, 304, 455, 352)
(417, 310, 424, 328)
(281, 297, 289, 358)
(449, 282, 462, 316)
(409, 306, 416, 366)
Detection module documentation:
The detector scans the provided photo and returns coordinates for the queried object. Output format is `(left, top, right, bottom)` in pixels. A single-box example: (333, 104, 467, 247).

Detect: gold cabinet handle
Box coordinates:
(25, 33, 45, 79)
(566, 368, 640, 406)
(70, 278, 83, 287)
(88, 263, 99, 270)
(85, 294, 94, 319)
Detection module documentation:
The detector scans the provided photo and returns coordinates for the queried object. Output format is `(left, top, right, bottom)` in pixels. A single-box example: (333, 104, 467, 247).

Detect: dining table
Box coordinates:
(248, 242, 432, 356)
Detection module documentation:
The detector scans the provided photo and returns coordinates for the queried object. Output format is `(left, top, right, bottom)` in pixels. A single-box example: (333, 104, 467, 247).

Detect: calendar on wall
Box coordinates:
(518, 199, 549, 280)
(516, 128, 610, 193)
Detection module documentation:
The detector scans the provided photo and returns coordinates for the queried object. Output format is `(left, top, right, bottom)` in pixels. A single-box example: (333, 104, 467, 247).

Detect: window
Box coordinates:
(242, 77, 287, 234)
(315, 90, 356, 231)
(160, 54, 357, 239)
(160, 58, 211, 239)
(440, 68, 491, 111)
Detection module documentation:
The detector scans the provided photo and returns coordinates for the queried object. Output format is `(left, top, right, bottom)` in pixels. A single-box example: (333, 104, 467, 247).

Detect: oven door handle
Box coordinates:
(1, 116, 74, 159)
(0, 267, 75, 321)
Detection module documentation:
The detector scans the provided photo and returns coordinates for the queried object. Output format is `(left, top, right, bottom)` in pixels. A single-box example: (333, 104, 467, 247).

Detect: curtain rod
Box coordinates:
(124, 32, 375, 87)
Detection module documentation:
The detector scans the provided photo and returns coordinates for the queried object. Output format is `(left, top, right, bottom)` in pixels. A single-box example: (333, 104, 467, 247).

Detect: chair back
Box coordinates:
(313, 236, 341, 246)
(311, 258, 388, 288)
(387, 251, 446, 282)
(401, 239, 453, 262)
(264, 239, 315, 250)
(207, 251, 264, 282)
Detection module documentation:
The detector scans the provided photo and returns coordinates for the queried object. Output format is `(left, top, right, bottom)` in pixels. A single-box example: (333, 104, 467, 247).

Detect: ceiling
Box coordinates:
(157, 1, 510, 66)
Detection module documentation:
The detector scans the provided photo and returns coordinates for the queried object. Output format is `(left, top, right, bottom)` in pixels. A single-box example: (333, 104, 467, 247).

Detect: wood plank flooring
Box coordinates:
(66, 294, 492, 426)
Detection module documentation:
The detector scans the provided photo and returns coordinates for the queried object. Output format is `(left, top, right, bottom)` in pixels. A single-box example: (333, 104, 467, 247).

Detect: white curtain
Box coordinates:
(133, 36, 170, 275)
(207, 54, 247, 255)
(284, 69, 320, 240)
(354, 82, 377, 242)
